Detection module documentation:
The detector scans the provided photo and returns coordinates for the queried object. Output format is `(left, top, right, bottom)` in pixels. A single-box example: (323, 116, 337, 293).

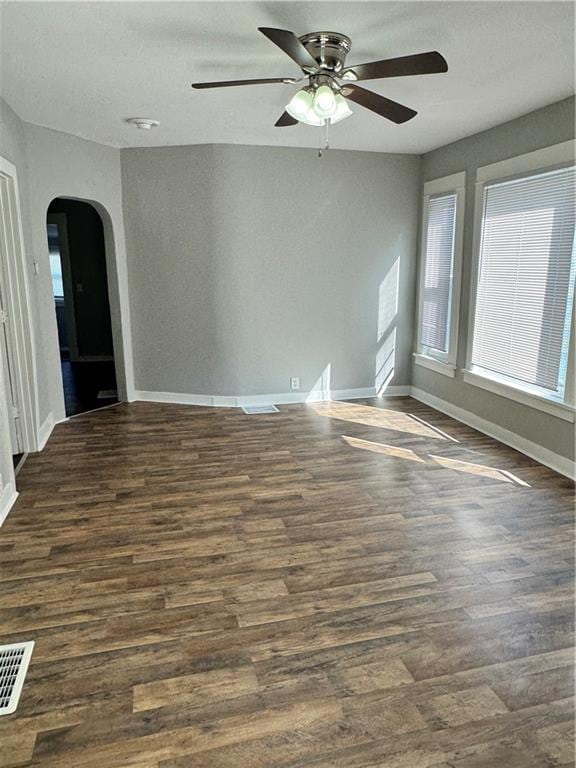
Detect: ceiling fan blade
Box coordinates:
(341, 84, 417, 124)
(192, 77, 299, 89)
(258, 27, 318, 71)
(343, 51, 448, 81)
(275, 111, 299, 127)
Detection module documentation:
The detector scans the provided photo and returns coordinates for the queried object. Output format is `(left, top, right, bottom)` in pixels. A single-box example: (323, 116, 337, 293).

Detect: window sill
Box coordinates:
(462, 369, 575, 423)
(413, 353, 456, 378)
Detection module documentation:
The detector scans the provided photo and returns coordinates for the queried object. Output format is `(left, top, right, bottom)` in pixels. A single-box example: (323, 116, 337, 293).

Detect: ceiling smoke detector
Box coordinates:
(126, 117, 159, 130)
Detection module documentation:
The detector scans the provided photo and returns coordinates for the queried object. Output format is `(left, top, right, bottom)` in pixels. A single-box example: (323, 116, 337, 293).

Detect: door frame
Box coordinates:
(0, 261, 22, 452)
(0, 155, 39, 453)
(48, 198, 130, 413)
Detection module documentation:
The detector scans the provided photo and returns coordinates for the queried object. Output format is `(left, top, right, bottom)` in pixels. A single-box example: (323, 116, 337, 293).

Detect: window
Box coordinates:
(47, 222, 64, 299)
(415, 172, 465, 377)
(465, 141, 576, 420)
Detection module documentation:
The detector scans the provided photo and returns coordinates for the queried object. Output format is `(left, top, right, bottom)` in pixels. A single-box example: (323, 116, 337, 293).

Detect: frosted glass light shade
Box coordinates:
(330, 94, 353, 124)
(313, 85, 337, 118)
(300, 107, 324, 126)
(286, 89, 314, 121)
(285, 86, 351, 127)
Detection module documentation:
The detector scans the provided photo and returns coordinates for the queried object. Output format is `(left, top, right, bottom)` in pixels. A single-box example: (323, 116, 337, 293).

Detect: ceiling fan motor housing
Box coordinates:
(298, 32, 352, 74)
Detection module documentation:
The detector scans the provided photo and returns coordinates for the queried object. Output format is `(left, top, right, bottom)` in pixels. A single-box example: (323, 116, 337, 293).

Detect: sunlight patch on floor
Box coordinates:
(341, 434, 531, 487)
(429, 454, 531, 487)
(311, 401, 448, 440)
(342, 435, 426, 462)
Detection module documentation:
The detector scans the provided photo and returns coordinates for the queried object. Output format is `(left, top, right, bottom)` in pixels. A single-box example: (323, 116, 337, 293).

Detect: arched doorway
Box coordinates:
(47, 198, 118, 416)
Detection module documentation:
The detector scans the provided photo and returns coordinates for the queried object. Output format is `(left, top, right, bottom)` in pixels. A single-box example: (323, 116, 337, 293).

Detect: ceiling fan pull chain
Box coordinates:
(318, 118, 331, 158)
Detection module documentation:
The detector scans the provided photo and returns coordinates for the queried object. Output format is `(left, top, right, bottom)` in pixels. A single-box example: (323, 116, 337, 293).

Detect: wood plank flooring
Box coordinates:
(0, 397, 574, 767)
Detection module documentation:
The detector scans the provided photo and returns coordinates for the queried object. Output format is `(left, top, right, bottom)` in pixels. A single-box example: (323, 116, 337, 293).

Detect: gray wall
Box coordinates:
(122, 144, 421, 397)
(0, 96, 134, 435)
(414, 96, 576, 461)
(23, 120, 134, 422)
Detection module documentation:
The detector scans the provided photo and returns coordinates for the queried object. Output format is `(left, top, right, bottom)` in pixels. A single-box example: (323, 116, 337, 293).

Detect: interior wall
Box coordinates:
(0, 97, 134, 438)
(23, 121, 134, 422)
(414, 96, 576, 461)
(122, 144, 421, 398)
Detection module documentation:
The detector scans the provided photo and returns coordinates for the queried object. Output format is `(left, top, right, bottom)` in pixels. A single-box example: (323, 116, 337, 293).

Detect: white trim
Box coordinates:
(415, 171, 465, 370)
(133, 385, 410, 409)
(413, 353, 456, 378)
(423, 171, 468, 196)
(466, 141, 576, 410)
(410, 387, 575, 480)
(463, 369, 575, 423)
(476, 140, 575, 184)
(0, 155, 40, 452)
(37, 411, 55, 450)
(0, 481, 18, 528)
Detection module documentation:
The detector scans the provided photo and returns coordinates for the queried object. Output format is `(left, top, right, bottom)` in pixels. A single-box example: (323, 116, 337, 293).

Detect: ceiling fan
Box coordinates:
(191, 28, 448, 129)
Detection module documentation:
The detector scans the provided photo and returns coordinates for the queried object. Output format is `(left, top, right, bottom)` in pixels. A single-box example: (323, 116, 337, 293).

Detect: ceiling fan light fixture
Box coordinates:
(285, 88, 314, 121)
(312, 84, 337, 118)
(330, 94, 353, 123)
(301, 106, 325, 126)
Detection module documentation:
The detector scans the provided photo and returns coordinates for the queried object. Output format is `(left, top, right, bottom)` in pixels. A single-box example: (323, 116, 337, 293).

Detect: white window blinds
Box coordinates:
(471, 165, 576, 394)
(421, 194, 457, 353)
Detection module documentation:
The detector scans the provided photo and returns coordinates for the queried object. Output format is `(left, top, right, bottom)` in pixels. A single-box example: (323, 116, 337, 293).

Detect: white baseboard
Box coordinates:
(37, 411, 55, 451)
(410, 387, 575, 480)
(133, 385, 410, 409)
(0, 482, 18, 528)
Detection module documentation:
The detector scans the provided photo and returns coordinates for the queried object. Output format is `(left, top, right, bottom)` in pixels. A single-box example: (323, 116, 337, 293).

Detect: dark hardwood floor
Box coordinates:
(0, 397, 574, 767)
(60, 358, 118, 417)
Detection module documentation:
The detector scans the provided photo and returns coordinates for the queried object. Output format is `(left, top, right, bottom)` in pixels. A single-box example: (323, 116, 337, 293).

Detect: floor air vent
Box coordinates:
(0, 642, 34, 715)
(241, 405, 279, 414)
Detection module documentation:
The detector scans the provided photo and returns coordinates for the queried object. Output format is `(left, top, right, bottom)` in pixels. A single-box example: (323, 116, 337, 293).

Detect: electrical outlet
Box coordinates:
(290, 377, 300, 391)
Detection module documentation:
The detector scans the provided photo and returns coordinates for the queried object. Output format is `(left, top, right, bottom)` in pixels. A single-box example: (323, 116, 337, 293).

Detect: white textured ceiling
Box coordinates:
(1, 1, 574, 153)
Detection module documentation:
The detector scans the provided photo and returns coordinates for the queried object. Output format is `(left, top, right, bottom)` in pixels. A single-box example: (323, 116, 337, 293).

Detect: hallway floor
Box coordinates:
(60, 359, 118, 417)
(0, 398, 574, 767)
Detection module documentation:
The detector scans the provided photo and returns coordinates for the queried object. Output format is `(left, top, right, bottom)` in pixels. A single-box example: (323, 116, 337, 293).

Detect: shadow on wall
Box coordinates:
(376, 257, 400, 394)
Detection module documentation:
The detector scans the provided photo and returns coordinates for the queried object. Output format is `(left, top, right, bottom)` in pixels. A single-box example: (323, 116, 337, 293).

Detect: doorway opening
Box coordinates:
(47, 199, 118, 417)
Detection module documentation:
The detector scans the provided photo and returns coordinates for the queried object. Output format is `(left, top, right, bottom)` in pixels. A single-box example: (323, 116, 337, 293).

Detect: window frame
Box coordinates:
(464, 140, 576, 422)
(415, 171, 466, 378)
